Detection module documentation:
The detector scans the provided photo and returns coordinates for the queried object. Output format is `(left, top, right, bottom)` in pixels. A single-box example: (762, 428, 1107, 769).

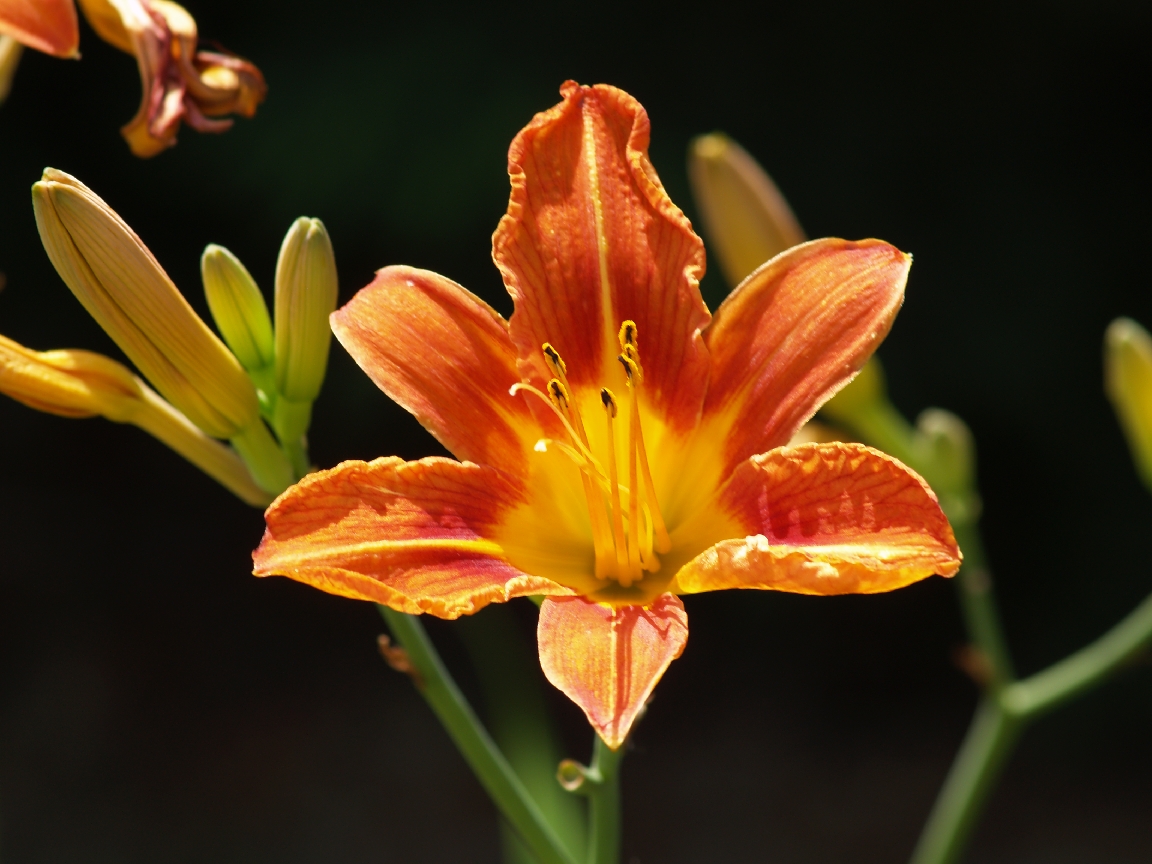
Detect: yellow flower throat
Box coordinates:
(513, 321, 671, 588)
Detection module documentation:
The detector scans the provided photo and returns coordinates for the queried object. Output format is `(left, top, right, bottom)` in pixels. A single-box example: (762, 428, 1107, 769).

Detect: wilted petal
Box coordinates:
(332, 266, 534, 477)
(537, 594, 688, 749)
(673, 442, 960, 596)
(0, 0, 78, 57)
(77, 0, 265, 157)
(254, 456, 572, 617)
(701, 238, 909, 476)
(494, 81, 710, 433)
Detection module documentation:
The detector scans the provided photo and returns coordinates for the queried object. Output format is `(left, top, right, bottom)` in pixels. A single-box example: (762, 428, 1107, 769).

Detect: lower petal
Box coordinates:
(254, 456, 572, 618)
(673, 442, 961, 595)
(537, 594, 688, 749)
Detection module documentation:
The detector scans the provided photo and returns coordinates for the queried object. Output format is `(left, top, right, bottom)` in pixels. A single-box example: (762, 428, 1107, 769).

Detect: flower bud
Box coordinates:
(32, 168, 259, 439)
(1, 35, 23, 103)
(915, 408, 981, 525)
(1104, 317, 1152, 491)
(201, 244, 274, 373)
(687, 132, 806, 288)
(0, 333, 270, 505)
(274, 217, 337, 403)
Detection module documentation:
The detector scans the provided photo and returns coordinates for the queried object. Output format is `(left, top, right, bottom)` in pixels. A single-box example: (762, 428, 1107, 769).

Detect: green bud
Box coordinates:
(274, 217, 338, 402)
(202, 244, 275, 373)
(914, 409, 981, 526)
(821, 357, 887, 426)
(1104, 317, 1152, 491)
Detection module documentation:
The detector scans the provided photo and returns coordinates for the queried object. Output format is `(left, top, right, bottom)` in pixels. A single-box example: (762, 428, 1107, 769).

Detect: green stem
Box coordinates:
(230, 419, 294, 495)
(951, 523, 1016, 691)
(378, 607, 579, 864)
(585, 736, 624, 864)
(908, 698, 1022, 864)
(455, 606, 587, 864)
(1002, 588, 1152, 719)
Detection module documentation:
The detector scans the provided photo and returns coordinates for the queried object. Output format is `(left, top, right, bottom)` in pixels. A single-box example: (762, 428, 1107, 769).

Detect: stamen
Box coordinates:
(618, 320, 637, 350)
(625, 371, 642, 581)
(601, 388, 629, 577)
(542, 342, 567, 378)
(510, 383, 600, 471)
(547, 378, 570, 411)
(541, 347, 615, 577)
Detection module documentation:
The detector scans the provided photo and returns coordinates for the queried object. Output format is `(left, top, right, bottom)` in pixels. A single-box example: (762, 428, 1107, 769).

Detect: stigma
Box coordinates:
(511, 321, 671, 588)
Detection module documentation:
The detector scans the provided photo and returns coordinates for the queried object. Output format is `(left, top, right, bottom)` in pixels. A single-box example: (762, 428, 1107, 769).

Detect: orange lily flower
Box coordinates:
(0, 0, 264, 156)
(254, 82, 961, 748)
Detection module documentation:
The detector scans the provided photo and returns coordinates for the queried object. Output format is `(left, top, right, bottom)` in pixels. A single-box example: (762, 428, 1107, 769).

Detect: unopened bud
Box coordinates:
(1104, 317, 1152, 491)
(0, 333, 270, 505)
(915, 409, 981, 525)
(0, 333, 141, 420)
(687, 133, 806, 288)
(201, 244, 274, 373)
(32, 168, 259, 439)
(274, 217, 337, 402)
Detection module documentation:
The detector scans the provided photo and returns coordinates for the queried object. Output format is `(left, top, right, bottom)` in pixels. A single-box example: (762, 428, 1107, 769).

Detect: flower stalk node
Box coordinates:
(377, 634, 424, 689)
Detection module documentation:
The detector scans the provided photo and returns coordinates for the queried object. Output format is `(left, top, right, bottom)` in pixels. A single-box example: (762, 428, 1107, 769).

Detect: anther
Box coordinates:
(618, 320, 637, 350)
(547, 378, 570, 411)
(618, 352, 640, 384)
(600, 388, 617, 418)
(542, 343, 567, 378)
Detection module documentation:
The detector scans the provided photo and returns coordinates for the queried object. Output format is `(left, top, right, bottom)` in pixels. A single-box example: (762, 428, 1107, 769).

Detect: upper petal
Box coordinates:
(537, 594, 688, 750)
(331, 266, 534, 477)
(0, 0, 79, 57)
(254, 456, 571, 618)
(673, 442, 960, 596)
(701, 238, 909, 476)
(494, 81, 711, 432)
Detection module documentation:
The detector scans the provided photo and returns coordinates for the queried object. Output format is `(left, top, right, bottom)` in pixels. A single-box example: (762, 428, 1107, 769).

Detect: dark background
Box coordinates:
(2, 1, 1150, 861)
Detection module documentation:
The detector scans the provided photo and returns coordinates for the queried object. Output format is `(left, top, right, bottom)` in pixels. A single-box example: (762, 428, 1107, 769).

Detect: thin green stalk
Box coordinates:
(1003, 588, 1152, 719)
(585, 736, 624, 864)
(378, 607, 579, 864)
(909, 699, 1022, 864)
(950, 523, 1016, 691)
(455, 606, 587, 864)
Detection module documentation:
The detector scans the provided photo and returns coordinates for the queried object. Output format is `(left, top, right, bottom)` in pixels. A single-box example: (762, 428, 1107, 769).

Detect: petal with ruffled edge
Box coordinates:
(672, 442, 960, 596)
(332, 266, 534, 477)
(0, 0, 78, 57)
(701, 239, 909, 476)
(254, 456, 572, 618)
(494, 81, 710, 434)
(538, 594, 688, 749)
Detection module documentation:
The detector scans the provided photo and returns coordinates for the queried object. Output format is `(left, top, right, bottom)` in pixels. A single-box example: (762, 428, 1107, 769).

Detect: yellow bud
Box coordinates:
(0, 35, 22, 104)
(32, 168, 259, 439)
(0, 333, 270, 505)
(274, 217, 337, 402)
(687, 133, 806, 288)
(821, 357, 887, 425)
(1104, 317, 1152, 491)
(201, 244, 274, 373)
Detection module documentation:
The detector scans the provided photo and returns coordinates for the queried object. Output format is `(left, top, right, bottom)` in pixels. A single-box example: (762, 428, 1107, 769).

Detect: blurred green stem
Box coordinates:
(378, 607, 579, 864)
(585, 736, 624, 864)
(455, 606, 587, 864)
(833, 394, 1152, 864)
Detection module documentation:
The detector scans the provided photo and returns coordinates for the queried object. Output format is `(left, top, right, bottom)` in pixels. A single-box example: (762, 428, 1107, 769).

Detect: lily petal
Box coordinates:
(254, 456, 571, 617)
(0, 0, 78, 57)
(702, 239, 909, 474)
(495, 81, 710, 432)
(673, 442, 960, 596)
(331, 266, 533, 477)
(537, 594, 688, 750)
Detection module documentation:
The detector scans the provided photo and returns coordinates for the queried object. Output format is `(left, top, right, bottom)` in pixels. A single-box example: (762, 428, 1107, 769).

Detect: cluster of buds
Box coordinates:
(0, 169, 337, 505)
